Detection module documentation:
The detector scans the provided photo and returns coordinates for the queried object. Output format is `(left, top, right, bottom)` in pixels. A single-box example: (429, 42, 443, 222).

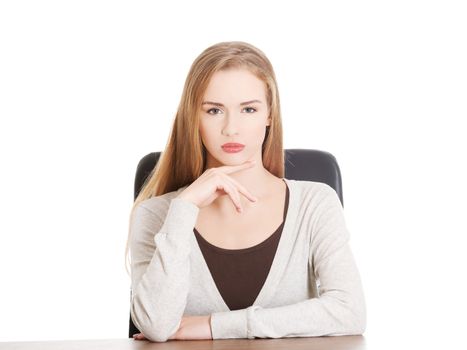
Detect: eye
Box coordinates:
(243, 107, 257, 113)
(207, 108, 222, 115)
(205, 107, 257, 115)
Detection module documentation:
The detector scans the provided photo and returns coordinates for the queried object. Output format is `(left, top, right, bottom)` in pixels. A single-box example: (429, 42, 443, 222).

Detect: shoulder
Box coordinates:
(136, 185, 189, 216)
(129, 186, 191, 245)
(286, 178, 336, 199)
(285, 179, 341, 216)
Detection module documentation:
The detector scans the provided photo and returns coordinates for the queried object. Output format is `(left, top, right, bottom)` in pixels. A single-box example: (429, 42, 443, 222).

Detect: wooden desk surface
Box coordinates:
(0, 336, 366, 350)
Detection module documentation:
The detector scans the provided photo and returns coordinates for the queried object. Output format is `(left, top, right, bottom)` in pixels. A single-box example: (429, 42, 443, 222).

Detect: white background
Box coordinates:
(0, 0, 466, 347)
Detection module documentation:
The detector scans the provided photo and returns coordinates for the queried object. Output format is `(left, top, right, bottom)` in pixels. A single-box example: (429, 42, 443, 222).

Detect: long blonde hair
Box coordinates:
(124, 40, 285, 276)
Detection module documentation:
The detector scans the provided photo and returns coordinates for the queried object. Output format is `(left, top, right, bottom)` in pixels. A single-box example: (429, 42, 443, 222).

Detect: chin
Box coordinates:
(212, 157, 242, 167)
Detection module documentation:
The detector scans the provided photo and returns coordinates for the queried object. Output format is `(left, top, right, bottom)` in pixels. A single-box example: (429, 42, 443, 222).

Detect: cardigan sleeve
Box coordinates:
(209, 184, 366, 339)
(129, 197, 200, 342)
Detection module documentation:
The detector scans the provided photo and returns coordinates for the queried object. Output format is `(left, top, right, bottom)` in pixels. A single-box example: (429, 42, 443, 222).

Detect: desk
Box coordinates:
(0, 336, 366, 349)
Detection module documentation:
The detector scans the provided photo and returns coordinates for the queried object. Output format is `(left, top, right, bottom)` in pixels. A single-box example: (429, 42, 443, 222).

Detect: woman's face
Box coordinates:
(199, 68, 271, 168)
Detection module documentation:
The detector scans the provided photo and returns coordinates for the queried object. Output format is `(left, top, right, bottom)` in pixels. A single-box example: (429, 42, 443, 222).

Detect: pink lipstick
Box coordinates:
(221, 143, 245, 153)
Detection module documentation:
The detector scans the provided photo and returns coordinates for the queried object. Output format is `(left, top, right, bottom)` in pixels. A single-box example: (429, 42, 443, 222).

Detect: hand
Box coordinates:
(132, 332, 146, 340)
(177, 160, 258, 213)
(168, 315, 212, 340)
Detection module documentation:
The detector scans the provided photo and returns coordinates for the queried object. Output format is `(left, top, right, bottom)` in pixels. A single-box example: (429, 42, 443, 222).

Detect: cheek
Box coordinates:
(199, 121, 209, 139)
(199, 123, 218, 147)
(246, 124, 269, 145)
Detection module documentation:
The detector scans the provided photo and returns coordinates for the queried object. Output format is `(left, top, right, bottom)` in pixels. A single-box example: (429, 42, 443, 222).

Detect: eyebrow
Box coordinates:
(201, 99, 262, 107)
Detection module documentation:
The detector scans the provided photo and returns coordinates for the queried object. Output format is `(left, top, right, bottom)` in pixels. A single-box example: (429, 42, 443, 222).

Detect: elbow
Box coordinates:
(332, 293, 366, 336)
(139, 322, 173, 343)
(132, 317, 179, 343)
(347, 300, 366, 335)
(143, 330, 172, 343)
(141, 330, 170, 343)
(350, 313, 366, 335)
(130, 302, 181, 342)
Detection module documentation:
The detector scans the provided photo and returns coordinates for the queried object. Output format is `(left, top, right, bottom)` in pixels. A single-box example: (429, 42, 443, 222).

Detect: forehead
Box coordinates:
(203, 68, 266, 102)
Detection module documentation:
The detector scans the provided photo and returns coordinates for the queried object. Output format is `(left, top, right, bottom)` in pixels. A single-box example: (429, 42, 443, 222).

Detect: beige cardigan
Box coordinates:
(129, 178, 366, 342)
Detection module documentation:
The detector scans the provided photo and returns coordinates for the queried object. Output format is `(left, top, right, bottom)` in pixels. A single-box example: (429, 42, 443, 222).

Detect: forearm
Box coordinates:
(130, 198, 200, 342)
(210, 244, 366, 339)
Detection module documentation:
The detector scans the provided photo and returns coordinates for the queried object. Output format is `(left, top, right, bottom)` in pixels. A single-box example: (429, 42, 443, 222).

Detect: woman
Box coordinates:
(125, 41, 366, 342)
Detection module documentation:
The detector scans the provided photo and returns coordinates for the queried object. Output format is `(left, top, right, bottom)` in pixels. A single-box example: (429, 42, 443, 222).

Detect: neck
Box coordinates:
(205, 160, 278, 214)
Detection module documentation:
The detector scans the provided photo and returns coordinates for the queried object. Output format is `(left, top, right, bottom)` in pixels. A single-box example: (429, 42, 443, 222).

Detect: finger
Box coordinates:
(223, 182, 243, 213)
(219, 182, 243, 212)
(224, 175, 258, 203)
(219, 160, 256, 175)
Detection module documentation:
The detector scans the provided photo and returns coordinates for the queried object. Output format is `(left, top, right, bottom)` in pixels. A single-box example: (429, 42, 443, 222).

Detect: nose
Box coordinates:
(221, 115, 239, 136)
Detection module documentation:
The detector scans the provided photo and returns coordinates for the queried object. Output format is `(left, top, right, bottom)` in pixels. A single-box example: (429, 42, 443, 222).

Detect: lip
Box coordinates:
(221, 143, 245, 153)
(222, 143, 245, 148)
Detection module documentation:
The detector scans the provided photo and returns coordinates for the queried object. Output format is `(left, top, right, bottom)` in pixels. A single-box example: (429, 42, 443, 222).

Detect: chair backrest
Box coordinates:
(129, 148, 344, 337)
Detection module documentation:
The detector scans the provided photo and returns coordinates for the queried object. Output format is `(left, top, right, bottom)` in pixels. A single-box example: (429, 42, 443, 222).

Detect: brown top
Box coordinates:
(193, 181, 290, 311)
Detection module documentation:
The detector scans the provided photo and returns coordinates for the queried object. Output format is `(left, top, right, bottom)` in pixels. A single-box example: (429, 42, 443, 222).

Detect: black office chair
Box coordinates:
(128, 148, 344, 337)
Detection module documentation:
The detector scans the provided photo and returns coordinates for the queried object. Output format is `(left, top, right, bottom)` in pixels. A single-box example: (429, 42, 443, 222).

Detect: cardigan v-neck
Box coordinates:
(129, 178, 366, 342)
(192, 180, 290, 311)
(188, 178, 298, 312)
